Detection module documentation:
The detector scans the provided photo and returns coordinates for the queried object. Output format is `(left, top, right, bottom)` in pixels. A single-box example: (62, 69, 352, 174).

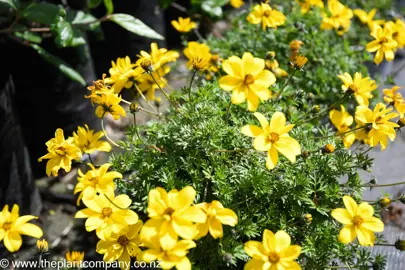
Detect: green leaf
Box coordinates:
(22, 3, 65, 25)
(66, 10, 100, 31)
(109, 13, 164, 40)
(14, 31, 42, 43)
(103, 0, 113, 14)
(384, 75, 396, 86)
(201, 1, 223, 17)
(70, 29, 86, 46)
(52, 21, 74, 47)
(87, 0, 102, 8)
(30, 44, 86, 86)
(0, 0, 19, 10)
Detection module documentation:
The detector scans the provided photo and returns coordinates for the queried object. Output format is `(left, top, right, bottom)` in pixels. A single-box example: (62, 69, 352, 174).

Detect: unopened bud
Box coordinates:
(130, 103, 140, 113)
(296, 89, 305, 98)
(303, 213, 313, 224)
(311, 105, 320, 113)
(399, 194, 405, 204)
(397, 118, 405, 127)
(205, 74, 213, 81)
(154, 97, 162, 107)
(37, 239, 49, 253)
(290, 40, 304, 51)
(378, 197, 391, 208)
(322, 144, 335, 154)
(266, 51, 276, 59)
(211, 54, 220, 62)
(302, 150, 311, 158)
(140, 59, 153, 73)
(294, 55, 308, 69)
(395, 239, 405, 251)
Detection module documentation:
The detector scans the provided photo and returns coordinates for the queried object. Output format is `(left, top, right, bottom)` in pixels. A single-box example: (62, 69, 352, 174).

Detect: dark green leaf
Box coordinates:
(30, 44, 86, 86)
(14, 31, 42, 43)
(109, 13, 164, 40)
(87, 0, 102, 8)
(384, 75, 396, 86)
(22, 3, 64, 25)
(66, 10, 100, 31)
(103, 0, 113, 14)
(0, 0, 19, 10)
(52, 21, 74, 47)
(70, 28, 86, 46)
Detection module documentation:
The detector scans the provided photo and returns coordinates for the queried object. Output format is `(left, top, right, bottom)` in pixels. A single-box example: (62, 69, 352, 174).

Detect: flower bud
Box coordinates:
(395, 239, 405, 251)
(37, 239, 49, 253)
(303, 213, 313, 224)
(140, 59, 153, 73)
(399, 194, 405, 204)
(290, 40, 304, 51)
(301, 150, 311, 158)
(293, 55, 308, 69)
(322, 144, 335, 154)
(130, 103, 140, 114)
(154, 97, 162, 107)
(378, 197, 391, 208)
(266, 51, 276, 60)
(311, 105, 320, 113)
(211, 54, 220, 62)
(205, 74, 213, 81)
(397, 118, 405, 128)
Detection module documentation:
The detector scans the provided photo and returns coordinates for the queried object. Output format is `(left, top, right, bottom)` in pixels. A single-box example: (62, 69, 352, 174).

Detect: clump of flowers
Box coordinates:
(320, 0, 353, 36)
(247, 2, 286, 30)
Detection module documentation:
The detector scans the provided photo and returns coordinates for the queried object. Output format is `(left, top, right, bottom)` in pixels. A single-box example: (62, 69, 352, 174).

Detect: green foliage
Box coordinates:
(22, 3, 65, 25)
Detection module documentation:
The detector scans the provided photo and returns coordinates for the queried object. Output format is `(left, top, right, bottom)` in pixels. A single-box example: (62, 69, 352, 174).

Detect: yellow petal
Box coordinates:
(331, 208, 352, 225)
(141, 249, 160, 262)
(246, 91, 259, 112)
(274, 230, 291, 253)
(216, 208, 238, 226)
(219, 76, 242, 91)
(270, 112, 286, 133)
(75, 208, 97, 218)
(85, 216, 104, 232)
(168, 186, 195, 211)
(159, 221, 178, 250)
(244, 259, 267, 270)
(279, 260, 302, 270)
(172, 219, 196, 240)
(231, 89, 247, 104)
(14, 215, 37, 227)
(222, 56, 242, 77)
(366, 40, 381, 52)
(262, 229, 276, 253)
(4, 231, 22, 252)
(194, 221, 209, 240)
(343, 196, 358, 217)
(140, 219, 162, 250)
(147, 187, 168, 218)
(357, 202, 374, 218)
(241, 125, 264, 137)
(280, 245, 301, 260)
(361, 217, 384, 232)
(112, 194, 132, 209)
(16, 223, 43, 238)
(175, 257, 192, 270)
(356, 227, 375, 246)
(266, 146, 278, 170)
(338, 225, 356, 244)
(275, 138, 300, 163)
(208, 218, 223, 239)
(253, 134, 271, 151)
(254, 70, 276, 87)
(253, 112, 269, 130)
(179, 206, 207, 223)
(244, 241, 267, 260)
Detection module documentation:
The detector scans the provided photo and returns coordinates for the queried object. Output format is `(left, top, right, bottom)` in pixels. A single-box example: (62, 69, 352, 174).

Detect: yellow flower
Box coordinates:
(140, 186, 206, 250)
(0, 204, 43, 252)
(141, 239, 196, 270)
(74, 163, 120, 205)
(89, 91, 127, 120)
(247, 3, 286, 30)
(219, 52, 275, 111)
(171, 17, 197, 33)
(136, 67, 170, 100)
(194, 200, 238, 239)
(385, 20, 405, 49)
(230, 0, 244, 8)
(320, 0, 353, 36)
(241, 112, 301, 170)
(296, 0, 324, 14)
(265, 59, 288, 77)
(337, 72, 377, 106)
(355, 102, 399, 150)
(104, 56, 139, 93)
(366, 24, 398, 64)
(393, 94, 405, 118)
(73, 125, 111, 154)
(38, 128, 82, 176)
(354, 9, 385, 29)
(191, 57, 210, 71)
(331, 196, 384, 246)
(96, 221, 143, 270)
(36, 239, 49, 253)
(75, 192, 139, 240)
(329, 105, 356, 148)
(183, 42, 212, 70)
(136, 43, 179, 71)
(292, 55, 308, 69)
(383, 86, 401, 104)
(244, 229, 302, 270)
(87, 74, 114, 103)
(66, 251, 84, 267)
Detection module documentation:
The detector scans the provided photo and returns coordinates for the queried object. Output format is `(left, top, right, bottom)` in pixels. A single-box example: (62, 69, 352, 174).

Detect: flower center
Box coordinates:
(117, 236, 129, 246)
(348, 84, 358, 94)
(3, 222, 12, 231)
(163, 208, 175, 220)
(352, 215, 364, 227)
(244, 74, 255, 85)
(101, 207, 113, 218)
(375, 116, 384, 124)
(380, 37, 389, 44)
(263, 10, 271, 17)
(268, 132, 279, 143)
(55, 146, 66, 156)
(268, 252, 280, 264)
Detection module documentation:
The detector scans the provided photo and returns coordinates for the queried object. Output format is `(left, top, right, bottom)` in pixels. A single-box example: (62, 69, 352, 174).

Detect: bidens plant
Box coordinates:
(35, 0, 405, 269)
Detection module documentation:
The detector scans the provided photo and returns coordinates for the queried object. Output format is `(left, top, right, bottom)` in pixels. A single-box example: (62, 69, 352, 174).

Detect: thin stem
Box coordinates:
(122, 98, 160, 117)
(362, 181, 405, 188)
(134, 83, 159, 114)
(87, 153, 94, 165)
(103, 194, 127, 210)
(312, 125, 368, 139)
(132, 113, 144, 144)
(374, 243, 395, 247)
(194, 28, 205, 42)
(360, 146, 374, 155)
(101, 118, 121, 148)
(171, 2, 188, 12)
(149, 72, 179, 110)
(202, 180, 209, 202)
(188, 70, 198, 102)
(225, 100, 232, 121)
(213, 148, 252, 153)
(275, 69, 297, 100)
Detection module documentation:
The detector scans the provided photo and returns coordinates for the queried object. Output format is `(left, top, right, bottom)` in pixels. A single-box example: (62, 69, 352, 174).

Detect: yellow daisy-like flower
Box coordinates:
(87, 74, 114, 104)
(329, 105, 356, 148)
(296, 0, 324, 14)
(75, 192, 139, 240)
(136, 66, 170, 100)
(353, 9, 385, 30)
(66, 251, 85, 267)
(141, 239, 196, 270)
(366, 24, 398, 65)
(244, 229, 302, 270)
(230, 0, 244, 8)
(38, 128, 82, 176)
(96, 221, 143, 270)
(332, 196, 384, 246)
(140, 186, 206, 251)
(194, 200, 238, 239)
(136, 43, 179, 71)
(73, 125, 111, 154)
(171, 17, 197, 33)
(241, 112, 301, 170)
(0, 204, 43, 252)
(89, 91, 127, 120)
(320, 0, 353, 36)
(183, 42, 212, 70)
(247, 3, 286, 30)
(337, 72, 377, 106)
(385, 20, 405, 49)
(36, 239, 49, 253)
(104, 56, 139, 93)
(355, 102, 399, 150)
(219, 52, 275, 112)
(74, 163, 121, 205)
(383, 86, 401, 104)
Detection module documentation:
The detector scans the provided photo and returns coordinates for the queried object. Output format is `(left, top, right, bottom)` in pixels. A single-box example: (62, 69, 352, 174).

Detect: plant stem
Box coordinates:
(87, 153, 94, 165)
(103, 194, 127, 210)
(275, 69, 297, 100)
(188, 70, 198, 102)
(134, 82, 159, 114)
(149, 72, 179, 110)
(101, 118, 121, 148)
(374, 243, 395, 247)
(202, 180, 209, 202)
(225, 100, 232, 121)
(362, 181, 405, 188)
(132, 113, 144, 144)
(360, 146, 374, 155)
(312, 125, 368, 139)
(213, 148, 252, 153)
